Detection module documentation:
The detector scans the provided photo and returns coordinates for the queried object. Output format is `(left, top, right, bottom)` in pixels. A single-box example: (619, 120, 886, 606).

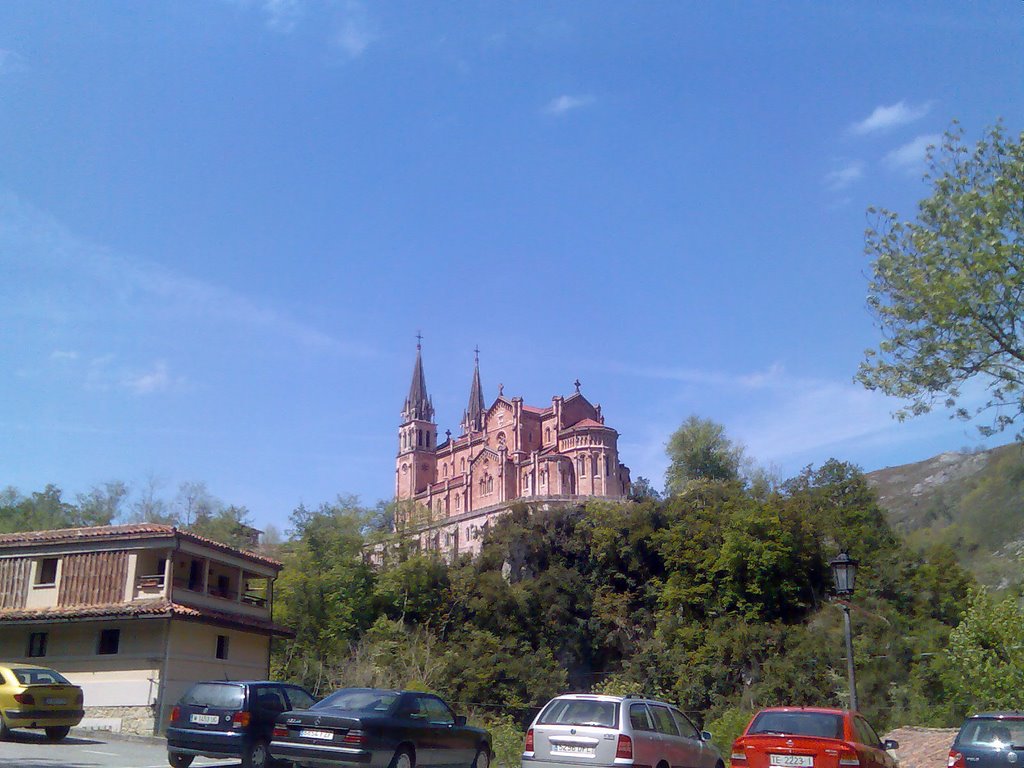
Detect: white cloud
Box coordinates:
(261, 0, 303, 33)
(334, 2, 376, 59)
(850, 100, 932, 135)
(884, 133, 941, 173)
(122, 361, 176, 395)
(544, 94, 595, 116)
(824, 161, 865, 191)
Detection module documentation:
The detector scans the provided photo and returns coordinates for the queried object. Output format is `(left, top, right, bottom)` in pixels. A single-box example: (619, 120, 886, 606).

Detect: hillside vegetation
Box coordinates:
(269, 460, 976, 751)
(866, 442, 1024, 589)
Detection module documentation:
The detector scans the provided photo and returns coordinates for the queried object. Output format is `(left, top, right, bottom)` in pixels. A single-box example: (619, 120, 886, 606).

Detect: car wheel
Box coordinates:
(168, 754, 195, 768)
(472, 747, 490, 768)
(45, 725, 71, 741)
(243, 738, 270, 768)
(389, 747, 415, 768)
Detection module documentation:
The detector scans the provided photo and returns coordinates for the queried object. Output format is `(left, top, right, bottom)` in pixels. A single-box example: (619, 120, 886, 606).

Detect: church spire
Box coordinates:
(461, 346, 485, 434)
(402, 333, 434, 422)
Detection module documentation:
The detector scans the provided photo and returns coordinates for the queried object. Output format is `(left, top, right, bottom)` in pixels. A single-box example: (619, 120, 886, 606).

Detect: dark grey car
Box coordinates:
(269, 687, 492, 768)
(949, 713, 1024, 768)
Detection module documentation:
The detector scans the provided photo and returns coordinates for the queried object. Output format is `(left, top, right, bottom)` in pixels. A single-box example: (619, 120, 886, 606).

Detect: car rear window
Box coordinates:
(958, 719, 1024, 747)
(538, 699, 619, 728)
(313, 689, 399, 713)
(11, 668, 70, 685)
(181, 683, 245, 709)
(748, 712, 843, 739)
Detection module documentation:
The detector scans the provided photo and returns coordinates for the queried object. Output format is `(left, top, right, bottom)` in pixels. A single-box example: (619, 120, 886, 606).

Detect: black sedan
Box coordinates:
(269, 688, 492, 768)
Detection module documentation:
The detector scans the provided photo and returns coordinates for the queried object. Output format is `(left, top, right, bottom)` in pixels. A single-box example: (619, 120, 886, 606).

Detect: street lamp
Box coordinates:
(830, 551, 859, 712)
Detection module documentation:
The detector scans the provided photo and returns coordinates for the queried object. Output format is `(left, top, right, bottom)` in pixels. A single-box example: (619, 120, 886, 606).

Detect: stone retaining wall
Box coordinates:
(80, 705, 156, 737)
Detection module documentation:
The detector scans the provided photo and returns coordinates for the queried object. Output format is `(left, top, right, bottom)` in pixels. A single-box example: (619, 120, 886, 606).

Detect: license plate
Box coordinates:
(300, 729, 334, 740)
(44, 698, 67, 705)
(770, 755, 813, 767)
(190, 713, 220, 725)
(552, 745, 594, 755)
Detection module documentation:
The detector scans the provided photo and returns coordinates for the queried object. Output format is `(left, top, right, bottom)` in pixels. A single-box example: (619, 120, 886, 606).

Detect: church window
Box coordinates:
(487, 476, 493, 493)
(579, 456, 586, 476)
(545, 428, 550, 443)
(455, 495, 461, 511)
(426, 432, 431, 447)
(460, 458, 466, 473)
(417, 430, 422, 447)
(592, 455, 598, 476)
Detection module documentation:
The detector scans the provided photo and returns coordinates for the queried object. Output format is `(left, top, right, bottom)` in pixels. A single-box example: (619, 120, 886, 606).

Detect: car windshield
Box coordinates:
(12, 668, 71, 685)
(748, 712, 843, 739)
(538, 699, 618, 728)
(313, 689, 399, 713)
(958, 719, 1024, 748)
(180, 683, 245, 709)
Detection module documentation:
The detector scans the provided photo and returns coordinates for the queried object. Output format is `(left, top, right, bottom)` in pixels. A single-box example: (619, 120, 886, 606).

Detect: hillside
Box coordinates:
(866, 442, 1024, 588)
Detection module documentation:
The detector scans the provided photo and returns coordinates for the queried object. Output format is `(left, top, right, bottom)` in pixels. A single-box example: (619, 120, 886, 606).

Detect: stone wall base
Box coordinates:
(80, 705, 156, 737)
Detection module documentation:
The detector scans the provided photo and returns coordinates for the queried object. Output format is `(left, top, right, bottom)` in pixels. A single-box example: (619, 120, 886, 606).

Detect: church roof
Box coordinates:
(402, 341, 434, 422)
(564, 418, 612, 430)
(461, 349, 486, 433)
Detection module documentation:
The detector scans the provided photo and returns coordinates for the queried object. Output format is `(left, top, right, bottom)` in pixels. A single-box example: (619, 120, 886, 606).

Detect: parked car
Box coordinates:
(0, 662, 84, 741)
(522, 693, 724, 768)
(730, 707, 898, 768)
(269, 687, 492, 768)
(949, 713, 1024, 768)
(166, 679, 316, 768)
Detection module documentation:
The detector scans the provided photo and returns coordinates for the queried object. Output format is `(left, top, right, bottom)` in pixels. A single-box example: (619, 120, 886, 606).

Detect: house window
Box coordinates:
(188, 559, 204, 591)
(27, 632, 47, 658)
(36, 558, 58, 585)
(97, 628, 120, 655)
(216, 634, 229, 660)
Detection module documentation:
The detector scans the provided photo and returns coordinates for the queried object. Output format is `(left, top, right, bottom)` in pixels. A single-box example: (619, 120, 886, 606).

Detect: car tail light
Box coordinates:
(525, 728, 534, 752)
(14, 693, 35, 705)
(731, 741, 747, 764)
(949, 751, 965, 768)
(616, 734, 633, 760)
(839, 746, 861, 767)
(273, 726, 289, 738)
(343, 730, 367, 745)
(74, 691, 83, 705)
(170, 706, 181, 723)
(232, 711, 251, 727)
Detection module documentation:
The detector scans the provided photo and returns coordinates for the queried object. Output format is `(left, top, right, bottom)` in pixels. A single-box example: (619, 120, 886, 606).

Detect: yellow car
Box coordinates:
(0, 663, 84, 741)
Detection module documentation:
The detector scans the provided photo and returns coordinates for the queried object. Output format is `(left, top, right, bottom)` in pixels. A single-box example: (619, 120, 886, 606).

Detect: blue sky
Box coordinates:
(2, 2, 1022, 532)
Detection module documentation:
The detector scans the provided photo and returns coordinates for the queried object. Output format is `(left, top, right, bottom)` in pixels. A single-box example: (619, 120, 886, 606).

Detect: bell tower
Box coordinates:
(396, 335, 438, 500)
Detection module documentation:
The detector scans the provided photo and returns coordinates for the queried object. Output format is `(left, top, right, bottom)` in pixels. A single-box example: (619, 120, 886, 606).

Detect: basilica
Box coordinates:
(395, 342, 631, 555)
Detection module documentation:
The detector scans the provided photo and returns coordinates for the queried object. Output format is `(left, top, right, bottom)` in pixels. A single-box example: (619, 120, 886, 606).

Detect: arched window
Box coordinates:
(417, 430, 422, 447)
(455, 495, 461, 511)
(487, 476, 493, 493)
(426, 432, 431, 447)
(545, 428, 551, 443)
(443, 464, 449, 477)
(579, 456, 586, 476)
(460, 457, 466, 473)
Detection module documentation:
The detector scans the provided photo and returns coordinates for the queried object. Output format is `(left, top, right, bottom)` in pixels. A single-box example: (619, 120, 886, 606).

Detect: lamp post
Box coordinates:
(830, 551, 859, 712)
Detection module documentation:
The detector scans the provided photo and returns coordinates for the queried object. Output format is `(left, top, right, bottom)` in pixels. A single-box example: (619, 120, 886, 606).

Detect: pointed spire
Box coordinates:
(402, 333, 434, 422)
(462, 346, 485, 434)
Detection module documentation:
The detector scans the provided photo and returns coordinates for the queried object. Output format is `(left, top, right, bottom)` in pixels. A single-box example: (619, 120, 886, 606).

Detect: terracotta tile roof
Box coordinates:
(0, 598, 294, 637)
(565, 418, 610, 430)
(0, 524, 282, 570)
(522, 405, 550, 415)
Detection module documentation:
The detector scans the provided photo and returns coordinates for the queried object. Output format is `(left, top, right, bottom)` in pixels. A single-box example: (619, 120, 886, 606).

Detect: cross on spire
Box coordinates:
(574, 378, 581, 393)
(416, 330, 423, 350)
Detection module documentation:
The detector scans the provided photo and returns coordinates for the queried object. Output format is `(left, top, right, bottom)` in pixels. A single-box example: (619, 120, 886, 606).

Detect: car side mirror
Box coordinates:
(702, 731, 713, 742)
(883, 740, 899, 751)
(455, 715, 467, 726)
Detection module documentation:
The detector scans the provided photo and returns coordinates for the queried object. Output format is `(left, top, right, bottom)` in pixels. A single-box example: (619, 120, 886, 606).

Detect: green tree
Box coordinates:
(75, 480, 128, 526)
(945, 588, 1024, 712)
(189, 504, 258, 550)
(665, 416, 743, 494)
(629, 476, 661, 502)
(857, 121, 1024, 439)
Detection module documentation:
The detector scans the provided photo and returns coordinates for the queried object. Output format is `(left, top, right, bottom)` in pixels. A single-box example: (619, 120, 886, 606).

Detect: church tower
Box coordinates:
(461, 348, 485, 434)
(396, 337, 437, 500)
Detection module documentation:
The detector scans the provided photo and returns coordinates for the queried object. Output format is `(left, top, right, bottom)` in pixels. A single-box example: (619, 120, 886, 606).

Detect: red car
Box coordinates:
(730, 708, 899, 768)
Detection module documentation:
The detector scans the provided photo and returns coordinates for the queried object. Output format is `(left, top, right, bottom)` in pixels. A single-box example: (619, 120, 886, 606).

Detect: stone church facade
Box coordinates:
(395, 343, 631, 556)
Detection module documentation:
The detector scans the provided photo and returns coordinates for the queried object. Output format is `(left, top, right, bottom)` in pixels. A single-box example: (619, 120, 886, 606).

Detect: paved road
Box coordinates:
(0, 728, 239, 768)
